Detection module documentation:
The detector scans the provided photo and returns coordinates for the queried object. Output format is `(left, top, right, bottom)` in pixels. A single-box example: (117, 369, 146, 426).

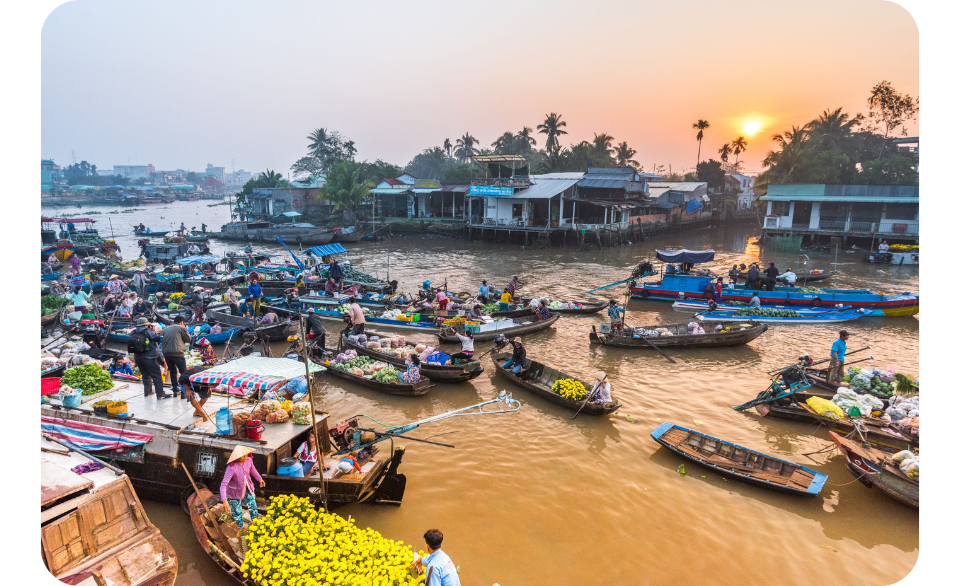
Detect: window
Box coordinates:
(885, 203, 917, 220)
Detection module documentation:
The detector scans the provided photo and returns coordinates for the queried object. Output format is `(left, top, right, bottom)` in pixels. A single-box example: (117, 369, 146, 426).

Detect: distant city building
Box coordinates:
(891, 136, 919, 170)
(114, 164, 156, 181)
(200, 176, 227, 197)
(226, 169, 252, 185)
(41, 159, 64, 187)
(204, 164, 226, 183)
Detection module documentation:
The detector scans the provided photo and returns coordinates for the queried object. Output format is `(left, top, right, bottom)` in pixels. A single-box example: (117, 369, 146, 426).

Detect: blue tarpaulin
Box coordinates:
(304, 243, 348, 257)
(176, 255, 221, 266)
(685, 199, 704, 215)
(655, 249, 715, 264)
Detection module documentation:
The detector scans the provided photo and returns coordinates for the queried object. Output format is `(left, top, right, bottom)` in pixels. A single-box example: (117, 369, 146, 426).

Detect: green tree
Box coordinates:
(442, 164, 476, 182)
(731, 136, 748, 171)
(491, 131, 518, 154)
(320, 161, 375, 212)
(361, 159, 403, 184)
(866, 80, 918, 161)
(859, 154, 919, 185)
(293, 128, 357, 178)
(307, 128, 329, 156)
(537, 113, 568, 154)
(683, 172, 698, 182)
(443, 138, 452, 157)
(591, 133, 616, 163)
(454, 133, 479, 163)
(405, 147, 450, 179)
(185, 171, 200, 184)
(516, 127, 537, 155)
(614, 141, 639, 168)
(759, 126, 809, 185)
(692, 119, 710, 167)
(696, 159, 725, 189)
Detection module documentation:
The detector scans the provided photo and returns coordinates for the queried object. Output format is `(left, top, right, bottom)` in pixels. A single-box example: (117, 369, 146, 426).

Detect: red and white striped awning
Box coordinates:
(189, 371, 286, 391)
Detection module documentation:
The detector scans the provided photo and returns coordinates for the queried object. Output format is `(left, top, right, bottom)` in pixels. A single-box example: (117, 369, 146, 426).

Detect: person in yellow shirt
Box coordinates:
(499, 290, 513, 312)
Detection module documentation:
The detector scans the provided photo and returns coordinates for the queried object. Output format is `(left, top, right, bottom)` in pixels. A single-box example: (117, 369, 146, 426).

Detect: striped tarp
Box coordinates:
(189, 370, 286, 391)
(41, 416, 154, 452)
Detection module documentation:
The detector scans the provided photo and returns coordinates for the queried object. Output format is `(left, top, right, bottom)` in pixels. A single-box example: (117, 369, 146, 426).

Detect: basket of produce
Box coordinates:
(92, 399, 112, 414)
(107, 401, 128, 415)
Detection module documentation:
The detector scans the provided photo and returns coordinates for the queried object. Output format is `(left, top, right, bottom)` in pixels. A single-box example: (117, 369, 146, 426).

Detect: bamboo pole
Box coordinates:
(299, 316, 328, 510)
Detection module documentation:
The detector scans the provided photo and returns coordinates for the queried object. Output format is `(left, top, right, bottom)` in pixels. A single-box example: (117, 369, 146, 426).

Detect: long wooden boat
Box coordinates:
(41, 364, 67, 379)
(263, 302, 442, 334)
(322, 363, 433, 396)
(205, 308, 295, 341)
(417, 304, 534, 319)
(590, 322, 767, 348)
(549, 301, 608, 315)
(186, 487, 252, 586)
(341, 333, 484, 383)
(696, 310, 864, 324)
(829, 431, 919, 509)
(795, 270, 836, 283)
(754, 400, 820, 423)
(650, 422, 828, 496)
(492, 352, 620, 415)
(798, 404, 918, 452)
(437, 313, 560, 343)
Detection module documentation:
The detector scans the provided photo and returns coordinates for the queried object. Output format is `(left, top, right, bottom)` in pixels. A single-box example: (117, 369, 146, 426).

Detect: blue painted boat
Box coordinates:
(695, 309, 866, 324)
(671, 300, 853, 314)
(650, 422, 828, 497)
(189, 326, 246, 344)
(41, 272, 61, 282)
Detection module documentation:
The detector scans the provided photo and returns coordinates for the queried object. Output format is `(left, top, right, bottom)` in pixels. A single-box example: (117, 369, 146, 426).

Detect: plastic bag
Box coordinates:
(291, 402, 312, 425)
(806, 397, 844, 421)
(891, 450, 915, 464)
(899, 458, 919, 479)
(885, 406, 907, 422)
(265, 409, 289, 423)
(260, 399, 281, 414)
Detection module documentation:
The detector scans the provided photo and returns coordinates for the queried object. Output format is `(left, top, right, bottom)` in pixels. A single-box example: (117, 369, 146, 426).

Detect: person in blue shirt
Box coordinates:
(607, 300, 624, 333)
(278, 376, 308, 400)
(247, 278, 263, 316)
(413, 529, 460, 586)
(109, 356, 134, 376)
(478, 280, 490, 304)
(828, 330, 850, 382)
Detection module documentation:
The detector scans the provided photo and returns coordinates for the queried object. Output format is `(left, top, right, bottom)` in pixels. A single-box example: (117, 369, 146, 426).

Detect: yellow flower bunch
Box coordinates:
(552, 378, 587, 401)
(889, 244, 918, 252)
(241, 495, 425, 586)
(169, 292, 186, 303)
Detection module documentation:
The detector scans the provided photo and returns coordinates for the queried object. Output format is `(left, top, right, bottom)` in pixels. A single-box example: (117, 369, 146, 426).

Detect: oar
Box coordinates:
(180, 462, 231, 547)
(806, 346, 870, 368)
(571, 386, 600, 420)
(218, 328, 239, 363)
(632, 328, 675, 363)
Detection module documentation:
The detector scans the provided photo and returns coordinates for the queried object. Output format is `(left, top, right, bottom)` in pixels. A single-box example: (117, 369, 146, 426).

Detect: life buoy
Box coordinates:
(640, 289, 650, 299)
(812, 297, 823, 307)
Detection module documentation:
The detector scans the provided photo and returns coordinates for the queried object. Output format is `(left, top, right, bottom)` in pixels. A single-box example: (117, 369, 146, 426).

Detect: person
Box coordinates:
(162, 315, 192, 399)
(329, 259, 343, 286)
(190, 286, 205, 321)
(590, 371, 613, 404)
(607, 300, 624, 333)
(247, 277, 263, 316)
(878, 240, 889, 254)
(535, 302, 551, 321)
(506, 276, 521, 295)
(728, 264, 743, 286)
(336, 453, 363, 475)
(398, 354, 422, 383)
(220, 445, 264, 530)
(499, 289, 513, 313)
(71, 286, 92, 315)
(278, 375, 308, 399)
(261, 311, 279, 325)
(131, 295, 150, 317)
(295, 273, 306, 290)
(186, 243, 201, 256)
(243, 243, 253, 256)
(435, 290, 448, 310)
(201, 222, 207, 233)
(745, 263, 761, 290)
(109, 356, 134, 376)
(714, 277, 725, 303)
(179, 365, 212, 419)
(324, 277, 338, 294)
(226, 284, 241, 315)
(102, 294, 118, 314)
(762, 261, 780, 291)
(478, 280, 490, 304)
(197, 337, 217, 365)
(137, 223, 146, 232)
(70, 254, 82, 278)
(828, 330, 851, 383)
(347, 297, 366, 335)
(447, 328, 474, 363)
(413, 529, 460, 586)
(501, 337, 526, 375)
(238, 298, 253, 318)
(115, 293, 133, 318)
(295, 432, 329, 476)
(130, 317, 169, 399)
(467, 303, 483, 320)
(132, 268, 149, 294)
(304, 307, 326, 349)
(748, 291, 762, 307)
(209, 321, 222, 335)
(780, 267, 797, 286)
(106, 274, 124, 297)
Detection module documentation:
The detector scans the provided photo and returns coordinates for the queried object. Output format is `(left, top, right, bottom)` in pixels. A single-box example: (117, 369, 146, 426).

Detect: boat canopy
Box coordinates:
(146, 225, 175, 233)
(304, 242, 348, 257)
(189, 356, 325, 391)
(656, 249, 715, 264)
(176, 255, 222, 266)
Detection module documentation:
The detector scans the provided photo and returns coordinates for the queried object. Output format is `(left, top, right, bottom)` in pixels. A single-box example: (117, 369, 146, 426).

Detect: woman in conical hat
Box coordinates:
(220, 445, 264, 529)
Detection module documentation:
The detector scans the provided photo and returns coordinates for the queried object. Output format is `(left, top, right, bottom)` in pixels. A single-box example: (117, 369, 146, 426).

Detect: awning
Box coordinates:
(41, 416, 153, 452)
(280, 211, 302, 217)
(413, 188, 442, 194)
(566, 198, 640, 208)
(512, 178, 580, 199)
(177, 255, 221, 266)
(371, 187, 411, 195)
(701, 194, 710, 202)
(304, 242, 348, 257)
(686, 199, 704, 214)
(191, 356, 325, 391)
(655, 249, 715, 264)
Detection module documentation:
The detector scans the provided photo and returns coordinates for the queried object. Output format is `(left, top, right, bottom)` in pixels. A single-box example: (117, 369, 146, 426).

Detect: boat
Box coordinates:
(133, 225, 175, 237)
(41, 310, 61, 328)
(754, 400, 821, 423)
(695, 309, 865, 324)
(186, 487, 253, 585)
(794, 269, 836, 283)
(650, 422, 828, 496)
(185, 232, 212, 242)
(797, 404, 918, 452)
(205, 308, 296, 341)
(340, 332, 484, 383)
(437, 313, 560, 343)
(418, 303, 534, 319)
(625, 249, 919, 317)
(41, 364, 67, 378)
(218, 221, 336, 245)
(590, 322, 767, 348)
(829, 431, 919, 509)
(43, 217, 121, 257)
(671, 300, 853, 314)
(549, 300, 608, 315)
(41, 271, 61, 282)
(41, 357, 408, 508)
(40, 436, 178, 586)
(321, 361, 433, 396)
(492, 352, 620, 415)
(263, 301, 442, 334)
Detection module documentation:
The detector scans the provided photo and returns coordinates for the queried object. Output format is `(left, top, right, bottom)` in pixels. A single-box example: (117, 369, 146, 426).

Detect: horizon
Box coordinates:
(41, 0, 918, 177)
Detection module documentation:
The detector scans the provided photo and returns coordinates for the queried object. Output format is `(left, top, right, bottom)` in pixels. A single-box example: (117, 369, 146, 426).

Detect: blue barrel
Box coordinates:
(215, 407, 233, 435)
(277, 457, 304, 477)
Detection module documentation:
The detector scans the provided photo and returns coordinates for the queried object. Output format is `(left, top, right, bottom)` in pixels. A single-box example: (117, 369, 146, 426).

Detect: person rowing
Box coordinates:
(589, 371, 613, 405)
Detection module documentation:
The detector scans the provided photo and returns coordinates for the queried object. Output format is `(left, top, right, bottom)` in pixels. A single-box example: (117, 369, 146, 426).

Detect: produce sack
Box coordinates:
(291, 402, 311, 425)
(835, 388, 858, 401)
(885, 406, 907, 422)
(419, 346, 436, 362)
(806, 397, 844, 421)
(415, 344, 427, 353)
(349, 367, 364, 376)
(260, 399, 281, 414)
(265, 409, 289, 424)
(367, 342, 381, 349)
(280, 400, 293, 416)
(892, 450, 915, 464)
(899, 458, 919, 479)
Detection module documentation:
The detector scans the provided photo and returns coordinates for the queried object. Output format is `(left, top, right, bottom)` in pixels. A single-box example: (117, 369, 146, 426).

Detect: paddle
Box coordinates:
(180, 462, 231, 551)
(571, 386, 601, 420)
(631, 328, 676, 364)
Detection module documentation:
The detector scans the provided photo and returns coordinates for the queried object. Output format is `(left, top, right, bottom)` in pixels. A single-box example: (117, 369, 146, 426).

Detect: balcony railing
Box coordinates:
(471, 176, 532, 188)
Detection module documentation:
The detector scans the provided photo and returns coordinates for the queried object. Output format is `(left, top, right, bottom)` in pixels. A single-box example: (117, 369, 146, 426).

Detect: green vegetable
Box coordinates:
(41, 295, 70, 317)
(62, 364, 114, 395)
(371, 367, 399, 383)
(733, 307, 802, 318)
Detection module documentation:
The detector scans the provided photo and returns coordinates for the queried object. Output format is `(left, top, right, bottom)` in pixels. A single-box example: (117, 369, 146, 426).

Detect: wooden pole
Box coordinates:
(298, 316, 327, 510)
(180, 462, 231, 548)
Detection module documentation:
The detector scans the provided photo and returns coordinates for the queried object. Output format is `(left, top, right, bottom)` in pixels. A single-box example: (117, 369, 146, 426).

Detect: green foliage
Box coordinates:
(537, 112, 568, 154)
(320, 161, 374, 212)
(405, 147, 452, 180)
(41, 294, 70, 316)
(859, 154, 919, 185)
(442, 164, 476, 182)
(696, 159, 725, 189)
(62, 364, 114, 395)
(683, 172, 698, 182)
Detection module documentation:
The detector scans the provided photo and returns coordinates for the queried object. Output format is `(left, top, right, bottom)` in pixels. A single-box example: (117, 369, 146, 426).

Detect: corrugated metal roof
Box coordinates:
(304, 242, 348, 257)
(647, 181, 707, 191)
(512, 177, 580, 199)
(578, 177, 629, 189)
(371, 187, 411, 195)
(583, 167, 635, 176)
(764, 184, 919, 199)
(759, 194, 919, 203)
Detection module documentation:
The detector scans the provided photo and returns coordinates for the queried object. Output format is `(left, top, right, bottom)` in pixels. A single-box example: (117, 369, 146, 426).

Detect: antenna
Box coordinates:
(71, 150, 77, 165)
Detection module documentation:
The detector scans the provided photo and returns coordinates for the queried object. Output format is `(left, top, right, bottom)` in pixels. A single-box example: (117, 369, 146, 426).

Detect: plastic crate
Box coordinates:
(464, 324, 482, 334)
(41, 377, 62, 396)
(425, 352, 450, 365)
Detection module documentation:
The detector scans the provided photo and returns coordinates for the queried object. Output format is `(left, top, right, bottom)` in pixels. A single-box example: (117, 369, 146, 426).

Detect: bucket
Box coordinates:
(277, 457, 304, 477)
(107, 401, 128, 416)
(63, 393, 82, 408)
(41, 378, 62, 396)
(245, 419, 264, 440)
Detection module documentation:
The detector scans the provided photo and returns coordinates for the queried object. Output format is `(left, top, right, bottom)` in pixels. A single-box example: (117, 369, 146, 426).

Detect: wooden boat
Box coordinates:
(265, 302, 442, 334)
(340, 333, 484, 383)
(41, 311, 60, 328)
(829, 431, 918, 509)
(186, 487, 252, 585)
(798, 404, 918, 452)
(185, 232, 212, 242)
(590, 322, 767, 348)
(492, 352, 620, 415)
(41, 437, 178, 586)
(650, 422, 828, 496)
(754, 400, 820, 423)
(322, 362, 433, 396)
(417, 304, 533, 319)
(437, 313, 560, 343)
(41, 364, 66, 378)
(549, 301, 608, 315)
(205, 308, 295, 341)
(695, 310, 864, 324)
(795, 270, 836, 283)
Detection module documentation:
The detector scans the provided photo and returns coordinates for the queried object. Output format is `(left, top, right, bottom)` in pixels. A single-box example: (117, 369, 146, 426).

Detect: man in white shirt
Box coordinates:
(413, 529, 460, 586)
(187, 243, 202, 256)
(878, 240, 889, 254)
(779, 267, 797, 286)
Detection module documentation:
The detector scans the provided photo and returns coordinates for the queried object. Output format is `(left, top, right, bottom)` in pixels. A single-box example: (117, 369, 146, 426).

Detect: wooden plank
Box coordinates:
(41, 459, 94, 506)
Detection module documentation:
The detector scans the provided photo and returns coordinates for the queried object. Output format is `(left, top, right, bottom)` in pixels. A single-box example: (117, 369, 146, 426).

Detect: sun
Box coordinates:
(744, 121, 761, 135)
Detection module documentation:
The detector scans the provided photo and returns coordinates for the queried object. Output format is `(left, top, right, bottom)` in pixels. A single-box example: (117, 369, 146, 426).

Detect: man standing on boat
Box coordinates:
(607, 300, 624, 334)
(329, 259, 344, 287)
(478, 280, 491, 304)
(132, 268, 149, 295)
(304, 307, 327, 351)
(506, 275, 522, 295)
(762, 262, 780, 290)
(226, 283, 241, 315)
(413, 529, 461, 586)
(247, 276, 264, 317)
(162, 315, 192, 399)
(779, 267, 797, 286)
(347, 297, 366, 335)
(745, 263, 760, 290)
(130, 317, 170, 399)
(828, 330, 851, 383)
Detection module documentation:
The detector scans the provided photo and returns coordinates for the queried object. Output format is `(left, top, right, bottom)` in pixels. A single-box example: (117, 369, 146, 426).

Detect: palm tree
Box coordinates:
(731, 136, 748, 171)
(516, 126, 537, 155)
(492, 131, 517, 154)
(320, 161, 374, 212)
(257, 169, 288, 188)
(759, 127, 809, 185)
(614, 141, 639, 168)
(537, 113, 568, 153)
(423, 147, 447, 179)
(307, 128, 329, 156)
(692, 119, 710, 167)
(805, 108, 858, 153)
(443, 138, 452, 158)
(454, 133, 479, 163)
(591, 133, 615, 161)
(718, 143, 732, 166)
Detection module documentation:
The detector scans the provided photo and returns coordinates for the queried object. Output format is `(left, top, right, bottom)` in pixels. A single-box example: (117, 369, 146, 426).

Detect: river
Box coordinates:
(43, 201, 921, 585)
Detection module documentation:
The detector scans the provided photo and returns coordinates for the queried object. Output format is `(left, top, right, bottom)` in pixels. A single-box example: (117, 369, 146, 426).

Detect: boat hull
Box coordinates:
(492, 353, 620, 415)
(829, 432, 918, 509)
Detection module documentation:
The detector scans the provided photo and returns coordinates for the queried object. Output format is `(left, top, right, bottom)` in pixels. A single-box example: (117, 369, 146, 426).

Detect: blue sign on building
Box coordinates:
(469, 185, 514, 197)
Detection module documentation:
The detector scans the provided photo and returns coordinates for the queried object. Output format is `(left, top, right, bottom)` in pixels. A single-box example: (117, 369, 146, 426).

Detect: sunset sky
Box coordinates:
(41, 0, 919, 176)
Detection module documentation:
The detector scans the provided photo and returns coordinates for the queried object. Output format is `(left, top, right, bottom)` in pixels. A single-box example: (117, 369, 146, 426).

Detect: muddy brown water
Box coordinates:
(46, 202, 919, 585)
